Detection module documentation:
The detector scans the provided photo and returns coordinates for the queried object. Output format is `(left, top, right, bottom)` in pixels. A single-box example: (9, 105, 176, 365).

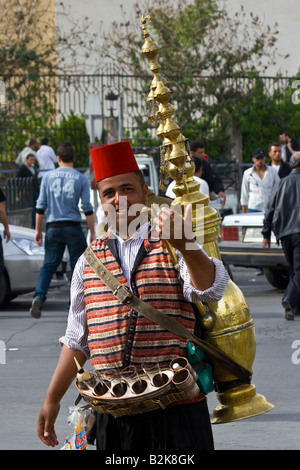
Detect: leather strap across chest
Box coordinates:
(84, 245, 252, 384)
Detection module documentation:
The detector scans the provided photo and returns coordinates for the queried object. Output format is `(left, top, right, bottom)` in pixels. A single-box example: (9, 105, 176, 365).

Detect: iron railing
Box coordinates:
(2, 178, 35, 214)
(0, 71, 294, 162)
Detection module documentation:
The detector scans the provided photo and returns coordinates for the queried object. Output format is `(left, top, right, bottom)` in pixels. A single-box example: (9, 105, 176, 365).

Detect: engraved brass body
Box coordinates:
(141, 15, 274, 423)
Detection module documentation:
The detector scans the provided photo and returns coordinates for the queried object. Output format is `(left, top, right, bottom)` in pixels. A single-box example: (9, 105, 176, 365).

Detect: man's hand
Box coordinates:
(36, 346, 86, 447)
(35, 231, 43, 246)
(262, 238, 271, 250)
(35, 213, 44, 246)
(89, 230, 96, 244)
(154, 204, 195, 253)
(154, 203, 216, 291)
(3, 227, 10, 243)
(37, 401, 60, 447)
(218, 191, 226, 208)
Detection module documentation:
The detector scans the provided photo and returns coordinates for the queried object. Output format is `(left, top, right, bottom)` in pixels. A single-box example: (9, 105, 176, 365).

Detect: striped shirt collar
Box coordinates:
(109, 221, 149, 245)
(108, 222, 150, 284)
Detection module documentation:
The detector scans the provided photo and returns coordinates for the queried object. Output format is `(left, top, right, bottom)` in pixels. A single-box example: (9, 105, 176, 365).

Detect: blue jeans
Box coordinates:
(34, 225, 87, 302)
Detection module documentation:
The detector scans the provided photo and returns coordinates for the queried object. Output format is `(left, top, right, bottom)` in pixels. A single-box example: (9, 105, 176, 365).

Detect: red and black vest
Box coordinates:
(83, 233, 196, 373)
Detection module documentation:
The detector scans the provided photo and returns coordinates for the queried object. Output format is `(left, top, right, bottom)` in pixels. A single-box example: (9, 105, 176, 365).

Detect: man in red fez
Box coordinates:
(37, 141, 229, 451)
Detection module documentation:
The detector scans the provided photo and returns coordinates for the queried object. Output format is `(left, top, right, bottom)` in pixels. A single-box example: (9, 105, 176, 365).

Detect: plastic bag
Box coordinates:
(60, 406, 89, 450)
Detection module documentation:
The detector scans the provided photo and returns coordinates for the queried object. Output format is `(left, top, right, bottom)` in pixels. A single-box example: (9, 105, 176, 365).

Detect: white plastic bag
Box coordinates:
(60, 406, 89, 450)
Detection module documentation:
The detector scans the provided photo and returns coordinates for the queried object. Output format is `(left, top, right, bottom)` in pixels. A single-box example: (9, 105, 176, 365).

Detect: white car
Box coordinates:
(219, 212, 289, 289)
(0, 224, 68, 305)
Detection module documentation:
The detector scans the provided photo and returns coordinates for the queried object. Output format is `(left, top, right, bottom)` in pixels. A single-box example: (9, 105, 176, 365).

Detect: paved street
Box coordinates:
(0, 266, 299, 451)
(208, 267, 300, 450)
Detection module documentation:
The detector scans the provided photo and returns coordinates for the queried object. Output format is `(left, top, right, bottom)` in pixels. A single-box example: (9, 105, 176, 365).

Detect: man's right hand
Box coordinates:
(262, 238, 271, 250)
(36, 346, 87, 447)
(35, 231, 43, 246)
(37, 401, 60, 447)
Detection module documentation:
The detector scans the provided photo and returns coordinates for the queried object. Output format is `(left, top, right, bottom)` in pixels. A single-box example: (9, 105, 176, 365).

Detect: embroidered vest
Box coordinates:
(83, 234, 196, 372)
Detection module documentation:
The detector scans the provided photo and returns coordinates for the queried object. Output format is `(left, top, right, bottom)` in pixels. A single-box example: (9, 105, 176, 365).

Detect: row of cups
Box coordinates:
(79, 357, 199, 399)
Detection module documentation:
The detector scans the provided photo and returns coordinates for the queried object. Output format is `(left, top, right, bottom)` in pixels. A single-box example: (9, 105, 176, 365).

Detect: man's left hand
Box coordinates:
(218, 191, 226, 208)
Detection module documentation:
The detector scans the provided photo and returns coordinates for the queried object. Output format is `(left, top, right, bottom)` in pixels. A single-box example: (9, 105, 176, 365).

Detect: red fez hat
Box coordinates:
(90, 141, 139, 182)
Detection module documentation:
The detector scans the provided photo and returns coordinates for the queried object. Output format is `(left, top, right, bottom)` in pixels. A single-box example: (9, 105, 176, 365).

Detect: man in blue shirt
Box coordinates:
(30, 141, 95, 318)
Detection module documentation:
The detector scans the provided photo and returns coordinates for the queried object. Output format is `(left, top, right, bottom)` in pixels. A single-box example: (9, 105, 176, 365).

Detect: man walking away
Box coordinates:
(30, 141, 95, 318)
(240, 148, 279, 213)
(262, 153, 300, 320)
(36, 137, 57, 178)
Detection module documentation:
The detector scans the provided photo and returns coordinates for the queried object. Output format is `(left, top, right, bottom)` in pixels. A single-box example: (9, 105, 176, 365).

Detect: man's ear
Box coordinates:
(144, 184, 149, 202)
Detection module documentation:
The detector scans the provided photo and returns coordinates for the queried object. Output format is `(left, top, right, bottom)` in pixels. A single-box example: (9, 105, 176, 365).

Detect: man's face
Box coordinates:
(191, 147, 205, 159)
(252, 156, 266, 169)
(279, 133, 287, 144)
(98, 172, 148, 236)
(269, 146, 282, 164)
(26, 155, 35, 167)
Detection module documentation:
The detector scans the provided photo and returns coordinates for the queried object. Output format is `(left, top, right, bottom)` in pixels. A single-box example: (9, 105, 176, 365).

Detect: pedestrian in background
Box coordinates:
(262, 152, 300, 320)
(0, 188, 11, 286)
(279, 132, 300, 163)
(30, 141, 95, 319)
(240, 148, 279, 213)
(268, 143, 291, 178)
(15, 139, 39, 166)
(36, 137, 57, 178)
(16, 153, 39, 228)
(190, 141, 226, 207)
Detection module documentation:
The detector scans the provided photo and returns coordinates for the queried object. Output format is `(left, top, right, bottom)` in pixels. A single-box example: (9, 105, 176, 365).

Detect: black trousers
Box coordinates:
(0, 236, 3, 278)
(95, 399, 214, 451)
(281, 233, 300, 310)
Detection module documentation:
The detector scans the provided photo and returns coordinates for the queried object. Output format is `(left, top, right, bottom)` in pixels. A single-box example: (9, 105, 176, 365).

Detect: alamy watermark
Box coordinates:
(0, 340, 6, 364)
(291, 340, 300, 364)
(102, 199, 205, 249)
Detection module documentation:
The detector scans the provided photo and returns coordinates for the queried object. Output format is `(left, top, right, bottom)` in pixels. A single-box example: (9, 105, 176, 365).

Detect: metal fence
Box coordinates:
(0, 177, 35, 227)
(0, 66, 155, 160)
(0, 69, 293, 162)
(4, 178, 34, 214)
(1, 160, 252, 218)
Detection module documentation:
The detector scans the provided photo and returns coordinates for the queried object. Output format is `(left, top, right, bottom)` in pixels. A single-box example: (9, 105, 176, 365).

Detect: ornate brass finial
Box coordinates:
(141, 13, 211, 237)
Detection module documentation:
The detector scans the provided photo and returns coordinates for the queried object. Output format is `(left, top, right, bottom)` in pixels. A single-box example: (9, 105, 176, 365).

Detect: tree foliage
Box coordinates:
(0, 0, 101, 75)
(0, 0, 101, 161)
(101, 0, 290, 159)
(234, 71, 300, 159)
(51, 111, 90, 167)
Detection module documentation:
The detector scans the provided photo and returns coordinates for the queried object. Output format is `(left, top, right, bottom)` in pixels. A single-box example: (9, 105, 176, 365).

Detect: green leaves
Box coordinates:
(100, 0, 286, 159)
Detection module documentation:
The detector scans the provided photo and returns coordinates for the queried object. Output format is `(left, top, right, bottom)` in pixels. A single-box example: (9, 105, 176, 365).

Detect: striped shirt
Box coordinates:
(60, 224, 229, 358)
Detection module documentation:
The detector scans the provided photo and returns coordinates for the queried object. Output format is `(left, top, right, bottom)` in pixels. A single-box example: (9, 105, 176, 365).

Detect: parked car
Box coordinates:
(219, 212, 289, 289)
(0, 224, 68, 305)
(135, 155, 159, 195)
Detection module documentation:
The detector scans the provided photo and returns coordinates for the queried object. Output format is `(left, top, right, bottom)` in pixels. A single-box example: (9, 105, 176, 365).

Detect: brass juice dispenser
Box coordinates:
(141, 15, 274, 423)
